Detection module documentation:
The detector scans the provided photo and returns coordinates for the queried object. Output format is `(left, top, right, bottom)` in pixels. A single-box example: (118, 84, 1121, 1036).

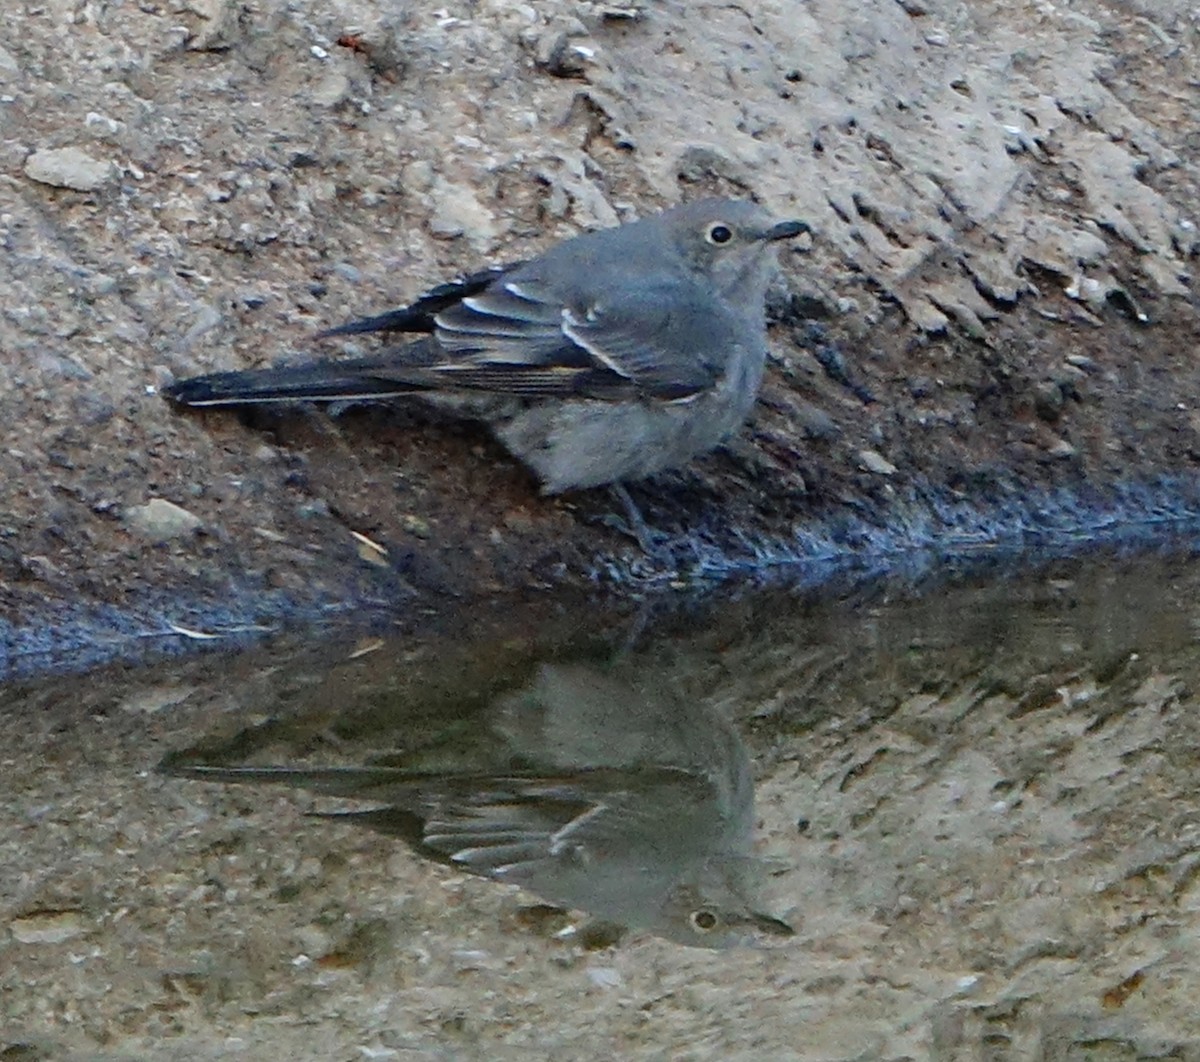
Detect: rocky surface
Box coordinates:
(2, 0, 1200, 660)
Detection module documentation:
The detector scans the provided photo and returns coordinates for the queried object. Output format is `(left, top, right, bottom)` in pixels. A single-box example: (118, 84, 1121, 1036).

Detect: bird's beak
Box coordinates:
(766, 219, 811, 241)
(746, 910, 796, 936)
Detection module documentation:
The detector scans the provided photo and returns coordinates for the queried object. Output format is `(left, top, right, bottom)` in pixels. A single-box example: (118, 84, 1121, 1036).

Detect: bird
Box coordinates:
(164, 199, 809, 502)
(163, 661, 794, 948)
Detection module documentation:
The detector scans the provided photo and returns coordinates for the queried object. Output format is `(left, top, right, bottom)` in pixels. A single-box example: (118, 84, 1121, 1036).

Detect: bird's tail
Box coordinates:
(161, 762, 412, 797)
(164, 351, 436, 407)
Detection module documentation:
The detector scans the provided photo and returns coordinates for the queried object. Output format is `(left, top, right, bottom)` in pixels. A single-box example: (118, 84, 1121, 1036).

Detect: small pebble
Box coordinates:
(123, 498, 203, 542)
(24, 146, 113, 192)
(858, 450, 898, 475)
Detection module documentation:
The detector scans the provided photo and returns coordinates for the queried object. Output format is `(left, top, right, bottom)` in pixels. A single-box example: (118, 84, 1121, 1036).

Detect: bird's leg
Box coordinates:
(607, 483, 668, 553)
(611, 599, 655, 661)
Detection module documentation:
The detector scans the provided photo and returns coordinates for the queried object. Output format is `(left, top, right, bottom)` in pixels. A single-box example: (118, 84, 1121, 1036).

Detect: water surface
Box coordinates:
(3, 552, 1200, 1058)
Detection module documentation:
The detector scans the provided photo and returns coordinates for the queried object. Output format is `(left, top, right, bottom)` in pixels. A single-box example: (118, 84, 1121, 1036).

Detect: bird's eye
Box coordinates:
(690, 909, 720, 932)
(706, 223, 734, 245)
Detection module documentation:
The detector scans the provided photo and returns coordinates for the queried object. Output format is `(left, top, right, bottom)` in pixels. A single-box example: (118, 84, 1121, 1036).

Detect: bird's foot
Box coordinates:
(604, 483, 671, 554)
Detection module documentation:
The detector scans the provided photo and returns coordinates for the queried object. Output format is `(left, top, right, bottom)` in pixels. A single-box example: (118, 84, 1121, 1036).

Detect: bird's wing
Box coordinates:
(375, 766, 712, 874)
(432, 277, 588, 364)
(413, 274, 739, 401)
(558, 281, 742, 401)
(318, 264, 522, 337)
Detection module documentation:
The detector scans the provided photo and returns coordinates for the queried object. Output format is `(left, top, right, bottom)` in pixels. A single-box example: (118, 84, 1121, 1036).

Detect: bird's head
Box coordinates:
(663, 198, 810, 304)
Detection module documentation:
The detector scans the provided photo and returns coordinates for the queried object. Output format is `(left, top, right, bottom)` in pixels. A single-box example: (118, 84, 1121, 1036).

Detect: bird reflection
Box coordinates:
(164, 661, 792, 948)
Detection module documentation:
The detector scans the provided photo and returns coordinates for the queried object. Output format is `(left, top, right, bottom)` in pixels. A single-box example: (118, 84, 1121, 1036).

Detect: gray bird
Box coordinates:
(165, 662, 794, 949)
(165, 199, 808, 495)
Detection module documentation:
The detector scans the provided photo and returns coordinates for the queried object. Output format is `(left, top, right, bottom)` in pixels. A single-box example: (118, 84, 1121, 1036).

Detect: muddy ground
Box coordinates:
(2, 0, 1200, 668)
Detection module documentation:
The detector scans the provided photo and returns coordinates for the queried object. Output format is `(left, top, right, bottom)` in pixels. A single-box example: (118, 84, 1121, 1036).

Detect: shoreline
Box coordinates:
(8, 472, 1200, 681)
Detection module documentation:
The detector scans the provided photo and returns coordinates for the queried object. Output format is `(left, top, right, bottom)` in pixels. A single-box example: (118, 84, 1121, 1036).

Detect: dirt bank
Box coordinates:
(2, 0, 1199, 663)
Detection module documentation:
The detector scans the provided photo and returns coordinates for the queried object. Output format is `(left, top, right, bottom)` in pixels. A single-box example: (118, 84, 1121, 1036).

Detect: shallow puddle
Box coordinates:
(3, 552, 1200, 1057)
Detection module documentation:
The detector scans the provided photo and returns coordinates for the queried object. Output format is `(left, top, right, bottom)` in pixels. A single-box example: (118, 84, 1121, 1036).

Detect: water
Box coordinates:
(3, 552, 1200, 1058)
